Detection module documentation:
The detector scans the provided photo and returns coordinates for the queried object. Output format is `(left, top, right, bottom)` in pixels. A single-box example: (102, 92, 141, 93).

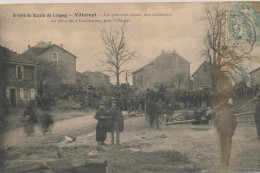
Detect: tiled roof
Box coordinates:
(0, 45, 37, 65)
(22, 44, 77, 59)
(192, 61, 209, 77)
(133, 51, 190, 74)
(22, 47, 47, 59)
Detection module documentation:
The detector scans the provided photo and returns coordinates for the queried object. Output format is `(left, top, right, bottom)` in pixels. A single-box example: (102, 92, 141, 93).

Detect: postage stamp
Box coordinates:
(227, 2, 260, 45)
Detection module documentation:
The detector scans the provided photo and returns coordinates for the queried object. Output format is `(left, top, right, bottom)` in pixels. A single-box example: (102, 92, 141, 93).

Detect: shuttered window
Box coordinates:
(31, 89, 36, 100)
(20, 88, 24, 100)
(16, 65, 24, 79)
(6, 87, 10, 99)
(24, 89, 30, 100)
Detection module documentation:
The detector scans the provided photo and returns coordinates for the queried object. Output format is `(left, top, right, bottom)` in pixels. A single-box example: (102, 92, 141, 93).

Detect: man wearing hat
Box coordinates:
(95, 102, 108, 145)
(108, 100, 124, 145)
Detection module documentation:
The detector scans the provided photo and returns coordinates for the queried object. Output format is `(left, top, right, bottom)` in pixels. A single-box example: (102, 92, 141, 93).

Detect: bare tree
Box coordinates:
(99, 24, 137, 86)
(202, 3, 256, 91)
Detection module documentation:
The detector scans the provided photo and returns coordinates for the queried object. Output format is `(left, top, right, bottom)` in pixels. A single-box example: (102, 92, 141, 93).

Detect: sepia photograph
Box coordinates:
(0, 1, 260, 172)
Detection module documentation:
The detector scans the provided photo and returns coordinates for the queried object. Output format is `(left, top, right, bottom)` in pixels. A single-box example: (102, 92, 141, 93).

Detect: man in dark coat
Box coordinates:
(95, 102, 108, 145)
(23, 103, 38, 136)
(166, 102, 174, 122)
(41, 107, 54, 135)
(155, 99, 164, 129)
(108, 101, 124, 145)
(215, 91, 237, 165)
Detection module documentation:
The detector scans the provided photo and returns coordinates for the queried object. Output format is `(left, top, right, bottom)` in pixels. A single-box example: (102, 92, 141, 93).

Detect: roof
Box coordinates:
(132, 51, 190, 74)
(249, 67, 260, 74)
(22, 47, 47, 59)
(0, 45, 38, 66)
(192, 61, 209, 77)
(22, 43, 77, 59)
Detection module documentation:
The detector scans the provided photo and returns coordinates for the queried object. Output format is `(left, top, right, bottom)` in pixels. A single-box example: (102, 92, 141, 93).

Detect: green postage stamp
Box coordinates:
(227, 2, 260, 45)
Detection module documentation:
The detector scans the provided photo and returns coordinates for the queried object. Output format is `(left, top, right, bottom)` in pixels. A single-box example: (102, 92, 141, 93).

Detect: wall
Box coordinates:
(133, 52, 190, 90)
(192, 62, 212, 90)
(37, 46, 76, 85)
(5, 64, 37, 107)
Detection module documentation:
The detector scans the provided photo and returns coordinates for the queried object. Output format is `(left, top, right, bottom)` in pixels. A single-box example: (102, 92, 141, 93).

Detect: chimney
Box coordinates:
(28, 45, 31, 49)
(48, 41, 52, 46)
(60, 44, 63, 48)
(173, 50, 176, 54)
(161, 50, 165, 54)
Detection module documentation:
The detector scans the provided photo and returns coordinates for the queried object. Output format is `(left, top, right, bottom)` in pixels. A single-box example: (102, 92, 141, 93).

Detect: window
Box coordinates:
(24, 89, 30, 100)
(24, 66, 34, 80)
(16, 65, 24, 79)
(20, 88, 24, 100)
(30, 89, 36, 100)
(6, 87, 10, 99)
(52, 52, 58, 61)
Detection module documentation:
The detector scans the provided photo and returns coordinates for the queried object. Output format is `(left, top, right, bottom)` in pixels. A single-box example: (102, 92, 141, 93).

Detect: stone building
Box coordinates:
(132, 50, 190, 91)
(192, 61, 212, 90)
(22, 41, 77, 85)
(0, 46, 38, 107)
(76, 71, 110, 87)
(250, 67, 260, 87)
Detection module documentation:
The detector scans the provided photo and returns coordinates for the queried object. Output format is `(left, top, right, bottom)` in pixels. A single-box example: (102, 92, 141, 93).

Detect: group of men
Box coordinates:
(145, 89, 177, 129)
(95, 100, 124, 145)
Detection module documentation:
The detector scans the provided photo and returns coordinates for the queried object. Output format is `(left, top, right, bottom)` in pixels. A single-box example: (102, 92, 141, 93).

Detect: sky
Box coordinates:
(0, 2, 259, 84)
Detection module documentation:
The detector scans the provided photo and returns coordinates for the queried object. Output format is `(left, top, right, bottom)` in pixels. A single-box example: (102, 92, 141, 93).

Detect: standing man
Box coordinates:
(166, 102, 174, 123)
(23, 101, 38, 136)
(108, 100, 124, 145)
(215, 91, 237, 165)
(156, 99, 164, 129)
(41, 107, 54, 135)
(95, 102, 108, 145)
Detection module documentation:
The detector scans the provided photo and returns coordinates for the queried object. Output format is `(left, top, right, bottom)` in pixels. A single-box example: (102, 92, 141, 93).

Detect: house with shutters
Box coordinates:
(22, 41, 77, 86)
(0, 46, 38, 107)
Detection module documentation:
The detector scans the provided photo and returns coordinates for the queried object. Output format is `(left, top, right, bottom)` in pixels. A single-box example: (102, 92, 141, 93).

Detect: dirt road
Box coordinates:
(3, 112, 96, 148)
(3, 112, 260, 173)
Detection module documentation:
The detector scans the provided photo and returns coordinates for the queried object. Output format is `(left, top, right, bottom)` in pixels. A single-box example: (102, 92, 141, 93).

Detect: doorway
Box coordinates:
(10, 89, 16, 106)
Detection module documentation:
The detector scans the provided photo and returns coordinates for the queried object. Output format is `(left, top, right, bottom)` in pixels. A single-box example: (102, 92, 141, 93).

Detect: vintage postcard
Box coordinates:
(0, 2, 260, 173)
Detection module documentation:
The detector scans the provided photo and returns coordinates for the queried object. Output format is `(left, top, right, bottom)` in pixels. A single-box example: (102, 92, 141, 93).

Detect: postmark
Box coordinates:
(227, 2, 260, 45)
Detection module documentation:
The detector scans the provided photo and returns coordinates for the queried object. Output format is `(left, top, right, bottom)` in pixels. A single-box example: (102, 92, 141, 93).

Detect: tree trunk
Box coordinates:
(212, 76, 218, 91)
(116, 67, 120, 86)
(116, 73, 120, 86)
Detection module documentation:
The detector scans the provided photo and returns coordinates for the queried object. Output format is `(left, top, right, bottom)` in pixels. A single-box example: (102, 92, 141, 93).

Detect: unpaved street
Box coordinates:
(4, 113, 260, 173)
(3, 112, 96, 148)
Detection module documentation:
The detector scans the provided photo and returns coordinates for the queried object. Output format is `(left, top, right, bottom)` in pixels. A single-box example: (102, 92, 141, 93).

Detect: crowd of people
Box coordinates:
(22, 82, 260, 165)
